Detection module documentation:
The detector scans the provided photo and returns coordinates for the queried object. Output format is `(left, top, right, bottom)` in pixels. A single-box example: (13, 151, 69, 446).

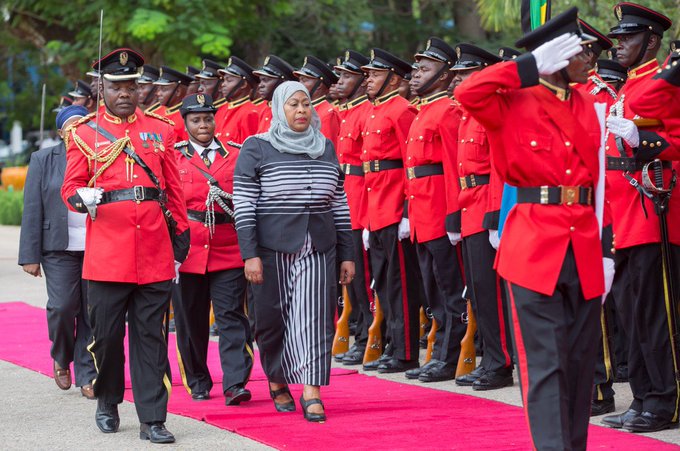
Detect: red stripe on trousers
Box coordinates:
(506, 280, 537, 451)
(496, 274, 512, 367)
(397, 240, 412, 360)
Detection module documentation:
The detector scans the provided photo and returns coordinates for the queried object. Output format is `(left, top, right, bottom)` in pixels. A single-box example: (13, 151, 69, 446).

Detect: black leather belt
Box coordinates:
(517, 185, 592, 206)
(187, 209, 233, 224)
(100, 186, 163, 205)
(341, 163, 364, 177)
(606, 156, 671, 172)
(363, 159, 403, 174)
(459, 173, 490, 190)
(406, 163, 444, 180)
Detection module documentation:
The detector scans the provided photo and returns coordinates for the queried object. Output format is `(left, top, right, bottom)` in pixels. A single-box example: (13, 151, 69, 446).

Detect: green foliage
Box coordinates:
(0, 190, 24, 226)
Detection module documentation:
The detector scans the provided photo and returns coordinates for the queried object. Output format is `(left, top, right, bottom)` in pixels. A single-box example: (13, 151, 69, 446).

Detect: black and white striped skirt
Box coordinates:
(251, 234, 336, 386)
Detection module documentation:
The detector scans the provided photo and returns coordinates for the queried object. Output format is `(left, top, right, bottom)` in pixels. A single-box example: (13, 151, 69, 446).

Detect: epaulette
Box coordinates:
(145, 110, 175, 126)
(165, 103, 182, 115)
(71, 112, 97, 129)
(174, 140, 189, 149)
(214, 98, 228, 108)
(145, 102, 162, 113)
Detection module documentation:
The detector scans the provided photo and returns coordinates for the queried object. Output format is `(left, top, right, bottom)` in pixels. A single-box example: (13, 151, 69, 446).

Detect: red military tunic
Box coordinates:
(61, 109, 189, 284)
(256, 101, 272, 133)
(164, 102, 188, 143)
(214, 97, 260, 145)
(405, 92, 459, 242)
(336, 95, 371, 230)
(456, 107, 503, 238)
(457, 57, 605, 299)
(175, 139, 243, 273)
(605, 59, 680, 249)
(361, 90, 417, 231)
(313, 98, 340, 147)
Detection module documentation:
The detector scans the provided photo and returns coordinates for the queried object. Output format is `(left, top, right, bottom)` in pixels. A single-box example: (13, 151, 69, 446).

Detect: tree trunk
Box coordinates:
(453, 0, 486, 41)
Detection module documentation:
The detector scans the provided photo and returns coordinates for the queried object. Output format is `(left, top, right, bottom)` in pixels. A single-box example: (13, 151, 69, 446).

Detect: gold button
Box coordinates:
(462, 116, 467, 120)
(408, 156, 412, 160)
(410, 195, 414, 199)
(530, 140, 537, 147)
(565, 141, 571, 147)
(367, 187, 371, 192)
(363, 150, 367, 153)
(348, 133, 352, 137)
(377, 130, 381, 134)
(605, 145, 610, 150)
(226, 133, 230, 136)
(470, 138, 474, 143)
(342, 119, 346, 123)
(611, 247, 616, 254)
(642, 140, 648, 146)
(459, 162, 463, 167)
(419, 136, 423, 140)
(136, 200, 141, 205)
(570, 226, 575, 232)
(657, 141, 662, 146)
(136, 225, 140, 229)
(650, 143, 656, 148)
(340, 137, 344, 141)
(462, 208, 467, 212)
(371, 115, 375, 119)
(461, 139, 465, 143)
(204, 244, 208, 249)
(133, 174, 138, 178)
(566, 169, 572, 175)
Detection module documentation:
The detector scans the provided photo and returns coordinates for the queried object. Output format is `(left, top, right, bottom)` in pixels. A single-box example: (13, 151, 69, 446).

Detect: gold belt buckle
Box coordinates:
(469, 174, 477, 188)
(560, 185, 578, 206)
(363, 161, 370, 174)
(373, 160, 380, 172)
(459, 177, 468, 190)
(407, 167, 416, 180)
(539, 186, 549, 205)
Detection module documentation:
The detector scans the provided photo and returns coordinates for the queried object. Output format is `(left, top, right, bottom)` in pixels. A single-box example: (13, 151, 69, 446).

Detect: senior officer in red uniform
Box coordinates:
(600, 3, 680, 433)
(61, 48, 189, 444)
(332, 50, 375, 366)
(252, 55, 296, 132)
(403, 37, 466, 383)
(173, 94, 253, 407)
(294, 56, 341, 146)
(214, 57, 260, 144)
(450, 44, 515, 391)
(361, 49, 420, 373)
(457, 8, 607, 449)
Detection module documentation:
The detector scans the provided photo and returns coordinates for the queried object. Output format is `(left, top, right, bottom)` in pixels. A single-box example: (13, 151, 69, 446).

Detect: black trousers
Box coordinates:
(593, 293, 615, 402)
(415, 236, 466, 364)
(175, 269, 252, 394)
(609, 258, 630, 371)
(346, 229, 374, 351)
(462, 232, 514, 372)
(369, 224, 421, 361)
(41, 251, 96, 387)
(614, 243, 680, 420)
(508, 247, 600, 451)
(88, 280, 172, 423)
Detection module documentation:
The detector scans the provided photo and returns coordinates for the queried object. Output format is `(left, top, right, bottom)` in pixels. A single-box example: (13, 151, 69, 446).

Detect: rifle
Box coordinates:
(424, 319, 438, 363)
(456, 297, 477, 378)
(332, 286, 352, 356)
(419, 307, 427, 338)
(363, 293, 384, 364)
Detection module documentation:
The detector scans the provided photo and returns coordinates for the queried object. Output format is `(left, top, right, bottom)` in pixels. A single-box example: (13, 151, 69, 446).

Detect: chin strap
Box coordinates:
(224, 79, 245, 102)
(142, 87, 156, 106)
(347, 75, 365, 100)
(559, 68, 572, 85)
(416, 65, 449, 97)
(166, 83, 179, 107)
(374, 71, 394, 99)
(631, 31, 652, 69)
(308, 79, 323, 99)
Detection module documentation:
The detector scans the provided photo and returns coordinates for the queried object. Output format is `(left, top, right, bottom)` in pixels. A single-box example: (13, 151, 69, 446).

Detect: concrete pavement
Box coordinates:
(1, 224, 678, 448)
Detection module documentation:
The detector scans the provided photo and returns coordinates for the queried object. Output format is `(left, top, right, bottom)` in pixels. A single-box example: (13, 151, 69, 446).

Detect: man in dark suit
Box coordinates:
(18, 104, 97, 399)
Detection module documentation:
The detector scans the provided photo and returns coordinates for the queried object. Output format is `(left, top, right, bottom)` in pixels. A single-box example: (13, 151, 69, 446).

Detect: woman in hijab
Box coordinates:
(233, 81, 355, 422)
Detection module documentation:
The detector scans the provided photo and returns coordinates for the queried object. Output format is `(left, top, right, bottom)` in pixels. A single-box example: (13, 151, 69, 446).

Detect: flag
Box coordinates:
(499, 1, 552, 237)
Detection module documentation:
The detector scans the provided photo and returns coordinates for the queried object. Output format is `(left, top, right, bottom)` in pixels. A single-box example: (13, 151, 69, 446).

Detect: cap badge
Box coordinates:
(140, 66, 145, 76)
(337, 57, 342, 65)
(615, 5, 623, 21)
(426, 39, 432, 50)
(264, 56, 271, 66)
(499, 49, 505, 58)
(120, 52, 129, 66)
(345, 50, 350, 62)
(197, 94, 205, 106)
(456, 47, 461, 59)
(672, 42, 678, 52)
(227, 57, 233, 67)
(370, 49, 375, 61)
(303, 56, 308, 67)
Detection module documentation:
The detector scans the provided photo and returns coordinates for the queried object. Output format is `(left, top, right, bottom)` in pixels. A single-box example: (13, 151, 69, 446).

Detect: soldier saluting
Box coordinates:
(61, 48, 189, 444)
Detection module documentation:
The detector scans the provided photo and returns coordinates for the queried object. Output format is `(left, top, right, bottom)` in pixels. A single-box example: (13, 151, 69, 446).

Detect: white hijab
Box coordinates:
(254, 81, 326, 159)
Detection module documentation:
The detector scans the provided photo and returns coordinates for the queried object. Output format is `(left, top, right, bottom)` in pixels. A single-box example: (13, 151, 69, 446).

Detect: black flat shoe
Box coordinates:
(363, 359, 381, 371)
(623, 411, 677, 433)
(377, 358, 419, 374)
(418, 360, 456, 383)
(406, 359, 439, 380)
(299, 395, 326, 423)
(601, 408, 640, 428)
(95, 400, 120, 433)
(140, 422, 175, 444)
(269, 385, 295, 412)
(590, 398, 615, 417)
(342, 348, 365, 366)
(472, 369, 513, 391)
(191, 390, 210, 401)
(455, 365, 485, 386)
(224, 385, 251, 406)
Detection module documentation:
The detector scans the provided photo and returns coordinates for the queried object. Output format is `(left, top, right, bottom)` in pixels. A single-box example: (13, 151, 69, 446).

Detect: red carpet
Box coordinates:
(1, 301, 677, 450)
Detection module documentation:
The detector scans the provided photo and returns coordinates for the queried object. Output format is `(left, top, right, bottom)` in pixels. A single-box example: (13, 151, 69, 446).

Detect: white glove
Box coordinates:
(602, 257, 615, 305)
(362, 229, 370, 250)
(489, 229, 500, 250)
(531, 33, 583, 76)
(398, 218, 410, 240)
(76, 187, 103, 205)
(172, 260, 181, 284)
(606, 115, 640, 148)
(447, 232, 462, 246)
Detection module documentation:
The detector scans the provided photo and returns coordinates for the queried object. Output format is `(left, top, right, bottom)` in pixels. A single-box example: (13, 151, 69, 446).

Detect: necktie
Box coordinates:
(202, 149, 213, 168)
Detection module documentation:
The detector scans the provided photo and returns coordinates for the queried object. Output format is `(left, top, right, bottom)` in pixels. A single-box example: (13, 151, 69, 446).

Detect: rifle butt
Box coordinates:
(456, 300, 477, 378)
(363, 294, 384, 364)
(332, 286, 352, 356)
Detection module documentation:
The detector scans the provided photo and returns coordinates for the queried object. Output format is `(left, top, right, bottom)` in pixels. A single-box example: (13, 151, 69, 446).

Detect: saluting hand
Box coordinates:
(244, 257, 264, 284)
(339, 261, 356, 286)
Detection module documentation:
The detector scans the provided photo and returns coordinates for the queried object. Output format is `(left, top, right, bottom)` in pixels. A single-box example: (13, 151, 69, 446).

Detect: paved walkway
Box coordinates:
(0, 225, 677, 449)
